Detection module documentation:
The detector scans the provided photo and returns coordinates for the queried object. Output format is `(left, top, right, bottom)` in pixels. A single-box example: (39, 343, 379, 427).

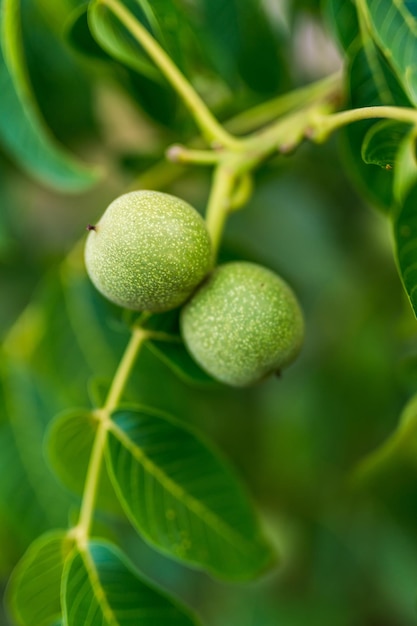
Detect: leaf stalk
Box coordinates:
(97, 0, 240, 150)
(73, 326, 149, 544)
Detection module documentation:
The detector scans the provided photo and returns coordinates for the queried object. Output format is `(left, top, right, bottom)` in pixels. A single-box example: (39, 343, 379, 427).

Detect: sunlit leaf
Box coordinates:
(364, 0, 417, 105)
(7, 531, 74, 626)
(0, 0, 100, 191)
(62, 540, 199, 625)
(106, 407, 274, 580)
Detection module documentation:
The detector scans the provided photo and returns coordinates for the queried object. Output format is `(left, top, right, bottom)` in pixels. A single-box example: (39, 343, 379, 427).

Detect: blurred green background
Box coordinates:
(2, 0, 417, 624)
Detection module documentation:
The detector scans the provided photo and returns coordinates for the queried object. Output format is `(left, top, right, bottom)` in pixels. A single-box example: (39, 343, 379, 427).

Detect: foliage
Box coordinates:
(2, 1, 417, 625)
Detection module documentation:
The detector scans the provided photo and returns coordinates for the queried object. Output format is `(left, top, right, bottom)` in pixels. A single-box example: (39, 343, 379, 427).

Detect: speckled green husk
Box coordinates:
(180, 262, 304, 387)
(85, 190, 212, 312)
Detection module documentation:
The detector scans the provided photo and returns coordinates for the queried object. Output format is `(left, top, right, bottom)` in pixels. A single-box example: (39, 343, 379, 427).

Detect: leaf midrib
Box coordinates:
(78, 547, 118, 626)
(108, 421, 259, 557)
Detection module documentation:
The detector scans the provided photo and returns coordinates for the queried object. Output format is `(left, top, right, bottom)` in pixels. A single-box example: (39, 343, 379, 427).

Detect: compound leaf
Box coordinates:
(105, 407, 274, 581)
(62, 540, 199, 626)
(0, 0, 100, 191)
(7, 531, 74, 626)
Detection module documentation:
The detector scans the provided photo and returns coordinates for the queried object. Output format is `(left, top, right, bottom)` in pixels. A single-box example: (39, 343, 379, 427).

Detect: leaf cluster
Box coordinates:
(326, 0, 417, 313)
(2, 1, 417, 626)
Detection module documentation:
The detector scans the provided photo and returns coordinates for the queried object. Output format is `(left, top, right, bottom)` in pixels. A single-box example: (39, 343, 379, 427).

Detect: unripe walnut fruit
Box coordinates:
(84, 190, 212, 312)
(180, 261, 304, 387)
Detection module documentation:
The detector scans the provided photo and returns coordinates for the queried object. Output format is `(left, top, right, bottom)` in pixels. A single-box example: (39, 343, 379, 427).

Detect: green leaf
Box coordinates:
(126, 69, 178, 126)
(0, 257, 126, 547)
(89, 0, 214, 80)
(21, 1, 97, 146)
(361, 120, 411, 169)
(88, 0, 181, 125)
(0, 0, 100, 191)
(126, 0, 197, 77)
(2, 306, 88, 581)
(392, 132, 417, 316)
(88, 0, 163, 83)
(393, 127, 417, 203)
(349, 41, 410, 108)
(65, 4, 110, 60)
(0, 357, 71, 533)
(140, 310, 217, 386)
(350, 393, 417, 490)
(6, 530, 74, 626)
(0, 255, 127, 549)
(324, 0, 360, 55)
(105, 407, 274, 581)
(88, 377, 111, 409)
(60, 248, 127, 379)
(146, 340, 218, 388)
(62, 540, 199, 626)
(341, 43, 411, 211)
(0, 418, 54, 546)
(46, 410, 121, 513)
(364, 0, 417, 105)
(200, 0, 288, 93)
(66, 4, 178, 126)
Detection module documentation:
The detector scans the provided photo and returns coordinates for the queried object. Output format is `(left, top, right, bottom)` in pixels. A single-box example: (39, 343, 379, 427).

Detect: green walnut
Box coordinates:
(84, 190, 212, 312)
(180, 261, 304, 387)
